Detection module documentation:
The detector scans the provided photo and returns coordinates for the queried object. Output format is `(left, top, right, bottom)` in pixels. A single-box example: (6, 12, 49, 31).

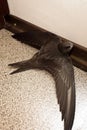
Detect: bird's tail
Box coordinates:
(8, 58, 38, 75)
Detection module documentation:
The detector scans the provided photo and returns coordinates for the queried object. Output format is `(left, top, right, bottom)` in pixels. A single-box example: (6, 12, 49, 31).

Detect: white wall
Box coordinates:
(7, 0, 87, 47)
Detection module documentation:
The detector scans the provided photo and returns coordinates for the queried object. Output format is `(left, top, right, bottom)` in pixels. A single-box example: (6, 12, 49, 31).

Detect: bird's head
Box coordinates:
(58, 38, 73, 55)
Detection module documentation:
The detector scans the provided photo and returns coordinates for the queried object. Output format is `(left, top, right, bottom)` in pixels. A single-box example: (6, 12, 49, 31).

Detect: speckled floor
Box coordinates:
(0, 29, 87, 130)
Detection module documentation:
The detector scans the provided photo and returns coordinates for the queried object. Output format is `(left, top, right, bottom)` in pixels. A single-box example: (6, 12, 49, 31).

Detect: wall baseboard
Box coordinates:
(4, 14, 87, 71)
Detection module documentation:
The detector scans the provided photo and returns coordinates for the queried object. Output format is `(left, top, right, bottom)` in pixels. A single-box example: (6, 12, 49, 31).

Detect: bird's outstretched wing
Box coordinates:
(38, 57, 75, 130)
(12, 30, 60, 49)
(12, 30, 50, 49)
(53, 67, 75, 130)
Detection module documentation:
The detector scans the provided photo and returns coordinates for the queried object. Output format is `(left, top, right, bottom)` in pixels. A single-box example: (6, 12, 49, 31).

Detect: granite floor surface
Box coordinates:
(0, 29, 87, 130)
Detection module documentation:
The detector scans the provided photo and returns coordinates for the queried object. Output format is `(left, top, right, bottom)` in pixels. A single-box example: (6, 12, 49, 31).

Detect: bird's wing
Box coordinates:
(53, 64, 75, 130)
(42, 58, 75, 130)
(12, 30, 51, 49)
(12, 31, 41, 49)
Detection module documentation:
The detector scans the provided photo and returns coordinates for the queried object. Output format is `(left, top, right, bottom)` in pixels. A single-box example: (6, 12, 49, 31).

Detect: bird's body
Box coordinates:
(9, 30, 75, 130)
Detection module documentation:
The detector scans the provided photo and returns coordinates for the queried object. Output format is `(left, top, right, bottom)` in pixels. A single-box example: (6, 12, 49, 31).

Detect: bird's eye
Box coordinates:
(65, 45, 71, 49)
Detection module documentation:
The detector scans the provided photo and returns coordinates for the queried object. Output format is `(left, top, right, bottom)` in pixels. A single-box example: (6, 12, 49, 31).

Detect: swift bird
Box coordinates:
(9, 31, 75, 130)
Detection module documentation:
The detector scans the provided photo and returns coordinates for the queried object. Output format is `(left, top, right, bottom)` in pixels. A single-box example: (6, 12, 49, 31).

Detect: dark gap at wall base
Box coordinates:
(4, 14, 87, 72)
(0, 16, 5, 29)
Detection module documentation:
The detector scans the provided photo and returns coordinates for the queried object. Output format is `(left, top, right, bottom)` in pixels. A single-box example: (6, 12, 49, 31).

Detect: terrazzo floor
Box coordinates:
(0, 29, 87, 130)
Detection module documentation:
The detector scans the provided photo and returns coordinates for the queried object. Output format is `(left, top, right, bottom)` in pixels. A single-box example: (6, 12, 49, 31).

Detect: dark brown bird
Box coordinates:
(9, 30, 75, 130)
